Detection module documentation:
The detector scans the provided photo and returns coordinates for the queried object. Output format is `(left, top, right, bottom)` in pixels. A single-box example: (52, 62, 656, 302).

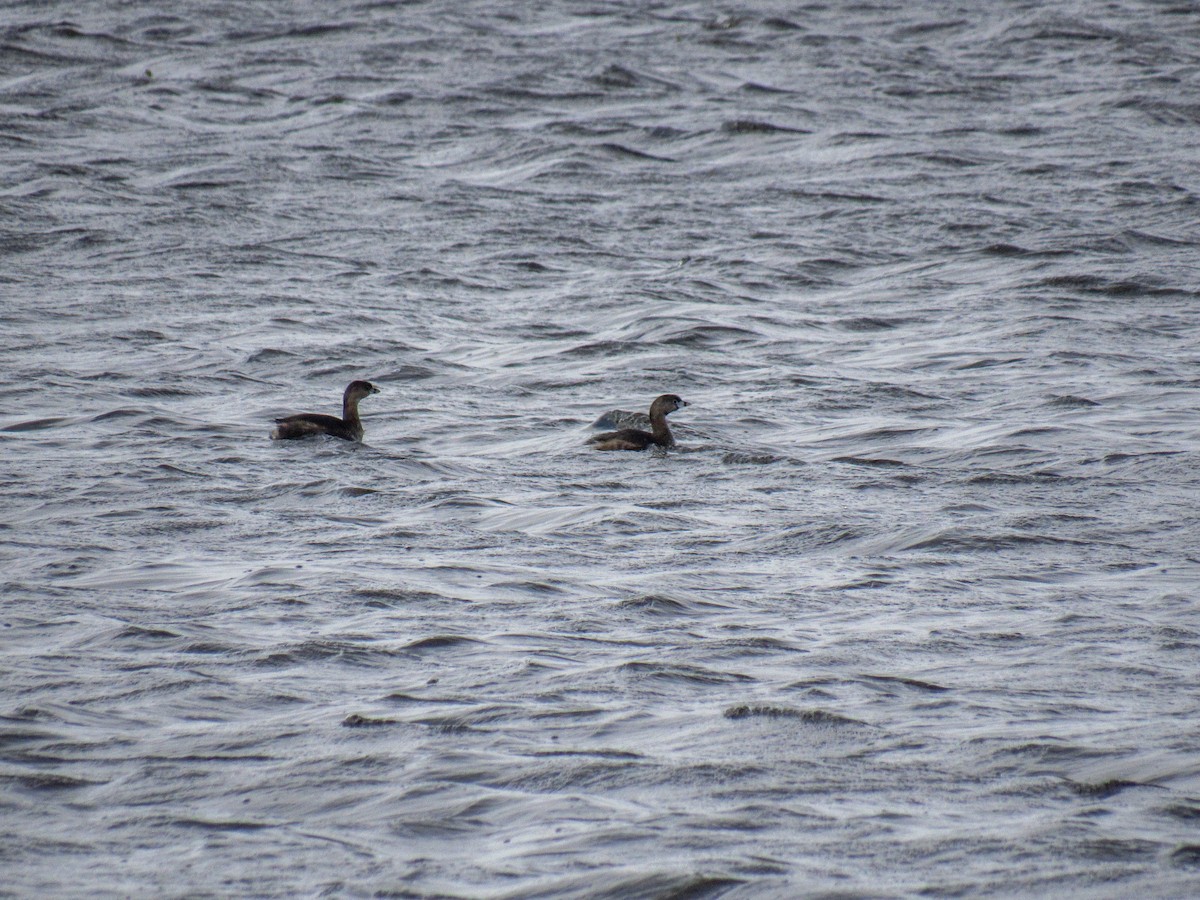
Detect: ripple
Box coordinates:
(723, 706, 866, 726)
(620, 662, 753, 686)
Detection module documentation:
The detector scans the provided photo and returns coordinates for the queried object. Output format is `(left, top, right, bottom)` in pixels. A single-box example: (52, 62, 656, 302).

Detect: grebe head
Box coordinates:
(650, 394, 687, 417)
(344, 380, 380, 403)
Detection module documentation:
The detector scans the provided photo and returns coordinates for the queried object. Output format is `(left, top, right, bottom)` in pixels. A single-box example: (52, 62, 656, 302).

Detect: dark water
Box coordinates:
(4, 1, 1200, 895)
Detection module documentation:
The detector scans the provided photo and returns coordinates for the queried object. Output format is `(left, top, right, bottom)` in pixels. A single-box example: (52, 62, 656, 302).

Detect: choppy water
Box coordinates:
(4, 1, 1200, 896)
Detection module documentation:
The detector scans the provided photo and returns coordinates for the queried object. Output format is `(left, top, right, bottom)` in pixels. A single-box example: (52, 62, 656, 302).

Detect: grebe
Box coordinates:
(271, 380, 379, 442)
(588, 394, 687, 451)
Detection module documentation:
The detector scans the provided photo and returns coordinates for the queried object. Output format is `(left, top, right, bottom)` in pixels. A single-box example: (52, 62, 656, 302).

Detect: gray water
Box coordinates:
(4, 1, 1200, 896)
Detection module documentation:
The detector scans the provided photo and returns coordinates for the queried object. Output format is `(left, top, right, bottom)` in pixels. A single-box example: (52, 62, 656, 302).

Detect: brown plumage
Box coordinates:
(588, 394, 688, 451)
(271, 380, 379, 442)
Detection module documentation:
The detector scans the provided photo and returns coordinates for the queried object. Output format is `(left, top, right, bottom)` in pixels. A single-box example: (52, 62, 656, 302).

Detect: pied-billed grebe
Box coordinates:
(270, 380, 380, 442)
(588, 394, 688, 451)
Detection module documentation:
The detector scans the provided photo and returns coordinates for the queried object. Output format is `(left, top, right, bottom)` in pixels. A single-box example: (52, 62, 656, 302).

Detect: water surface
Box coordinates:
(4, 1, 1200, 896)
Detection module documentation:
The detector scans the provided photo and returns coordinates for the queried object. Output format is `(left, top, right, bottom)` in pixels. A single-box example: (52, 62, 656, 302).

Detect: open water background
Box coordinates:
(4, 1, 1200, 896)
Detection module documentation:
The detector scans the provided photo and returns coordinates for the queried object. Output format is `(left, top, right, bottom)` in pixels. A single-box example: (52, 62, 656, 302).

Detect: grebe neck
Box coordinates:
(650, 413, 674, 446)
